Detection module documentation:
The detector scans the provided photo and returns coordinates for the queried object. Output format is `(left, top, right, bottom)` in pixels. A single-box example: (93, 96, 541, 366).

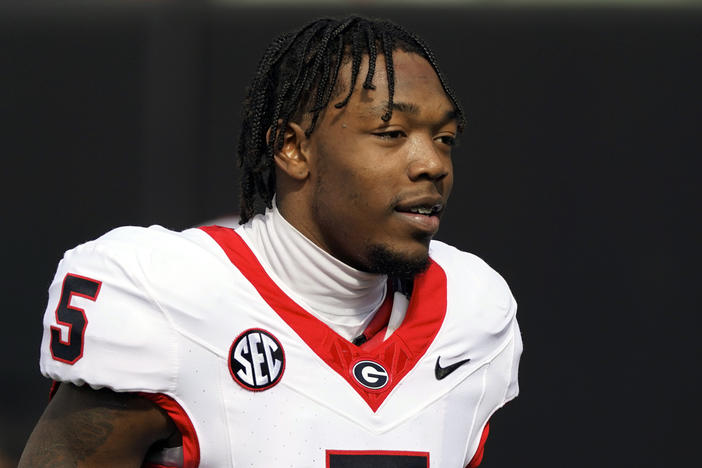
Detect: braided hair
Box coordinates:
(237, 16, 465, 223)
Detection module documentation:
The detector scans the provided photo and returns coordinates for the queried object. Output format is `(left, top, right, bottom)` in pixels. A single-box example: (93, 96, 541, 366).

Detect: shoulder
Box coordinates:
(428, 240, 522, 402)
(39, 225, 223, 392)
(55, 224, 246, 331)
(429, 239, 507, 280)
(65, 225, 216, 261)
(429, 239, 515, 316)
(428, 239, 519, 361)
(57, 225, 229, 284)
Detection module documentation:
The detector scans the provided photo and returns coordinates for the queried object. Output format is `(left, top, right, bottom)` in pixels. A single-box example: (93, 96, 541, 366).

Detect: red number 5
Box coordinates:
(326, 450, 429, 467)
(50, 273, 102, 364)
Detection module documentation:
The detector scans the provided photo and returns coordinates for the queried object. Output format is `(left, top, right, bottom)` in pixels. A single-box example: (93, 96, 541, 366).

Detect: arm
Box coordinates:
(19, 383, 178, 468)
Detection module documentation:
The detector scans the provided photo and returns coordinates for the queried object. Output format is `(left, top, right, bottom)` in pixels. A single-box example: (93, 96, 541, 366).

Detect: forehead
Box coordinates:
(335, 50, 455, 119)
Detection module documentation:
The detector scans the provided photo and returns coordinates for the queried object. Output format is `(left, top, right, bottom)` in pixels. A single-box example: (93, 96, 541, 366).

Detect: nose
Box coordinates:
(407, 135, 451, 182)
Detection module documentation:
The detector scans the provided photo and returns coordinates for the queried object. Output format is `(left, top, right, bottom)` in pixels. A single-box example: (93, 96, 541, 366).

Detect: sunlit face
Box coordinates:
(284, 51, 457, 276)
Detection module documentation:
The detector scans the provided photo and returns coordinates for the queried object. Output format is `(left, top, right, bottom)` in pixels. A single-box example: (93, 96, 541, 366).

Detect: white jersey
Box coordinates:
(40, 225, 522, 468)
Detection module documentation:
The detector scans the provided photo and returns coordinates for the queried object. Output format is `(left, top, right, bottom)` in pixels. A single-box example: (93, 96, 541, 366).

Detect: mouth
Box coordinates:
(393, 200, 444, 235)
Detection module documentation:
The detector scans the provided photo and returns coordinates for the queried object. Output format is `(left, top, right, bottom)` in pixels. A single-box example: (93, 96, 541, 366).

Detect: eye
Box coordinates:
(437, 135, 457, 147)
(373, 130, 406, 140)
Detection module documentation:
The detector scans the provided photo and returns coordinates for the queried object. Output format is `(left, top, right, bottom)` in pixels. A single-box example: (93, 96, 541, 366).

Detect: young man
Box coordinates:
(21, 16, 522, 467)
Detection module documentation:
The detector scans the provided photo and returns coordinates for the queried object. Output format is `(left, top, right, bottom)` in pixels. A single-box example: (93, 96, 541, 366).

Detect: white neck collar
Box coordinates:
(238, 202, 387, 340)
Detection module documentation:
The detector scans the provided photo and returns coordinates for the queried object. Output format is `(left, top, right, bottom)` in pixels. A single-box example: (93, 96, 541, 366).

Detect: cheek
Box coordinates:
(316, 141, 385, 208)
(444, 160, 455, 197)
(316, 167, 380, 217)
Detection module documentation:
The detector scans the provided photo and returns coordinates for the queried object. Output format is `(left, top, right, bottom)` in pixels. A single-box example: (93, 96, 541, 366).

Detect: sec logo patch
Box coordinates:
(229, 328, 285, 391)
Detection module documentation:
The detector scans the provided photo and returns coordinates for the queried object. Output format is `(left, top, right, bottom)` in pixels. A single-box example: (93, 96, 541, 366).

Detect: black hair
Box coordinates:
(237, 15, 465, 223)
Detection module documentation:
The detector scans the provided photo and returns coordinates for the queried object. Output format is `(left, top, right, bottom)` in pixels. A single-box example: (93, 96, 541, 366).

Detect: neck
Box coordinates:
(239, 202, 387, 339)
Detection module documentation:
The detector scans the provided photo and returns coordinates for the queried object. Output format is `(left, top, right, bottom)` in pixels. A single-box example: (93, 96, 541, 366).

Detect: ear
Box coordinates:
(269, 121, 310, 181)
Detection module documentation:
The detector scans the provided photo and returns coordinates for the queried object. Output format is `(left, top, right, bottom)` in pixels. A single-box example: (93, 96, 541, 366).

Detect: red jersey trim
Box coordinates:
(466, 422, 490, 468)
(139, 392, 200, 468)
(49, 380, 61, 400)
(201, 225, 448, 412)
(357, 283, 394, 349)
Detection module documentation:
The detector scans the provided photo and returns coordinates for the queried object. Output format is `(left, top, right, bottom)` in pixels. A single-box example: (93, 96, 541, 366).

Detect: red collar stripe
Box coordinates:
(201, 226, 447, 411)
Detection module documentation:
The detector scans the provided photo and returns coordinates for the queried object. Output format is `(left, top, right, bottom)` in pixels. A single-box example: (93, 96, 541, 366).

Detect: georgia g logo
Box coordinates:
(228, 328, 285, 391)
(352, 360, 389, 390)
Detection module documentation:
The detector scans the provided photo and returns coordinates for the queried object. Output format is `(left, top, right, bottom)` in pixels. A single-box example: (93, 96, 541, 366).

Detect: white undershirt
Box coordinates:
(239, 202, 387, 341)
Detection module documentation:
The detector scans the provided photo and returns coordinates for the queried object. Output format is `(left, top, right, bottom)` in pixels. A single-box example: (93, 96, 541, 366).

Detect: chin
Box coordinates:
(363, 243, 430, 279)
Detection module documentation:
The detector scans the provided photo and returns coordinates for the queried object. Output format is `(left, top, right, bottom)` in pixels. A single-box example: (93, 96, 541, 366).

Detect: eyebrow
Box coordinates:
(365, 101, 457, 125)
(367, 101, 419, 116)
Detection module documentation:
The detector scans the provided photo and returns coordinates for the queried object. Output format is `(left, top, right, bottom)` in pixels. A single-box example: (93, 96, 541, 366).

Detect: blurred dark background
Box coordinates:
(1, 1, 700, 466)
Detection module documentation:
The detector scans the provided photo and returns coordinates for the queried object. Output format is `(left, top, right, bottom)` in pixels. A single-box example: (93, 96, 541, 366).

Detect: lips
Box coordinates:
(395, 194, 444, 212)
(394, 197, 444, 235)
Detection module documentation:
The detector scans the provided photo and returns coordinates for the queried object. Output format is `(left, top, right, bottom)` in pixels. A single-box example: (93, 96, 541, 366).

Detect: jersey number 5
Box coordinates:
(326, 450, 429, 467)
(50, 273, 102, 364)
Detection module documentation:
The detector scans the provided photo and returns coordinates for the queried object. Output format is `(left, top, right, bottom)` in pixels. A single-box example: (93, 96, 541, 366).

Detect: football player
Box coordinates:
(21, 16, 521, 467)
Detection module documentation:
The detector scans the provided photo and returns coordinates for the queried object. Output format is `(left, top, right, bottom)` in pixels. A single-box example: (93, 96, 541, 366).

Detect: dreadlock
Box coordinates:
(237, 16, 465, 223)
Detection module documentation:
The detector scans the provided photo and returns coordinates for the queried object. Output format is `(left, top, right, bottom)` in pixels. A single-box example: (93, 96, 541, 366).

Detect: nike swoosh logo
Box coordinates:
(435, 356, 471, 380)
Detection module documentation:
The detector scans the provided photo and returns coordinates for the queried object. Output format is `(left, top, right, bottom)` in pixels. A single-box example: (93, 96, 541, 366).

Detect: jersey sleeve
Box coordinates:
(430, 240, 523, 404)
(504, 302, 522, 404)
(40, 227, 179, 393)
(428, 240, 523, 467)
